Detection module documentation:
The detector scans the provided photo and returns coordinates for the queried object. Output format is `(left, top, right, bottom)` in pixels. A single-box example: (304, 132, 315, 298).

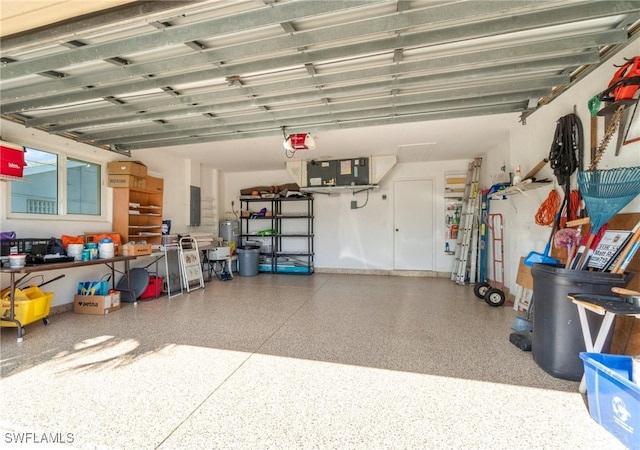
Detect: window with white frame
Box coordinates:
(10, 147, 101, 216)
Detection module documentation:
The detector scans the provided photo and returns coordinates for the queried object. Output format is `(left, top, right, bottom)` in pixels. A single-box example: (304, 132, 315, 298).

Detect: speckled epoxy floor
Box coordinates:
(0, 274, 625, 449)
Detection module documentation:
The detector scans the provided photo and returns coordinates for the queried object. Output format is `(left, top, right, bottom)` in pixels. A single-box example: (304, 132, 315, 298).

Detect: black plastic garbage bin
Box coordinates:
(531, 263, 633, 381)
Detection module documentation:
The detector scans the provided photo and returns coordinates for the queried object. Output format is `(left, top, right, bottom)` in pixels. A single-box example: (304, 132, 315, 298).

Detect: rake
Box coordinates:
(575, 166, 640, 268)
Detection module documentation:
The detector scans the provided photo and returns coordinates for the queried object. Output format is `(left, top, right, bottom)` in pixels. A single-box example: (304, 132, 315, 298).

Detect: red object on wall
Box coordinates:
(0, 141, 26, 178)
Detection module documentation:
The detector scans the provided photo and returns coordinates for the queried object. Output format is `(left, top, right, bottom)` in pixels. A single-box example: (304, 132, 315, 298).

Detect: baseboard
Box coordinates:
(49, 302, 74, 316)
(314, 267, 450, 278)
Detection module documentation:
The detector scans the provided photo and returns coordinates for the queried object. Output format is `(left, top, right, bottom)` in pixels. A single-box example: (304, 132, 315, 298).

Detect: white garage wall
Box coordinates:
(491, 41, 640, 293)
(221, 159, 478, 273)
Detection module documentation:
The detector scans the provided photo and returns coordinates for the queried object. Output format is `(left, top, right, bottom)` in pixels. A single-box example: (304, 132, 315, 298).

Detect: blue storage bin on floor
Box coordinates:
(580, 352, 639, 450)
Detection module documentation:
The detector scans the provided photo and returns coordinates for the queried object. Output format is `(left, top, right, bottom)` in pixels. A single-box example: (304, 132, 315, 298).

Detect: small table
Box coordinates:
(200, 247, 233, 281)
(568, 293, 640, 393)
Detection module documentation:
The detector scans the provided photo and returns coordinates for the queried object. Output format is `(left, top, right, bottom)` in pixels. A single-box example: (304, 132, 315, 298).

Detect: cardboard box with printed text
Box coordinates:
(74, 291, 121, 315)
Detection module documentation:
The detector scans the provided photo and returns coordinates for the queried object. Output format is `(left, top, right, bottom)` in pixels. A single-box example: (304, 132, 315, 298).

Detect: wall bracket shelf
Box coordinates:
(488, 179, 552, 212)
(300, 185, 378, 196)
(489, 179, 552, 200)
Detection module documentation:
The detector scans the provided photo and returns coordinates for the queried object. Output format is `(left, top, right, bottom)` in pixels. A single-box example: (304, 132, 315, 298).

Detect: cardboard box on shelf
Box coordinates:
(74, 291, 121, 315)
(108, 174, 146, 189)
(107, 161, 147, 177)
(145, 176, 164, 193)
(122, 243, 152, 256)
(241, 210, 272, 218)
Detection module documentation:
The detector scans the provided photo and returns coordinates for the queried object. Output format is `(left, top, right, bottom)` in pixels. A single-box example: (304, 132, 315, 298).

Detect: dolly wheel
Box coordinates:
(43, 318, 50, 325)
(474, 282, 491, 300)
(485, 288, 506, 307)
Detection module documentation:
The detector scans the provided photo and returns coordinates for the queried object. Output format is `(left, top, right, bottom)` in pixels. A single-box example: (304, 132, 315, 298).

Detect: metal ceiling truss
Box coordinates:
(29, 51, 597, 132)
(2, 0, 640, 153)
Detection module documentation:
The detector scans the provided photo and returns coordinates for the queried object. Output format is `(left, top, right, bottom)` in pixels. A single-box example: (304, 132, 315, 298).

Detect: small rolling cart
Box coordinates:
(474, 213, 506, 306)
(1, 274, 64, 337)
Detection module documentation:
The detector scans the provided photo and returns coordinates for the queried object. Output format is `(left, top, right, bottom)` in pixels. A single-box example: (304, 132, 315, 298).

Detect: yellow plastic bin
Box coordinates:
(1, 285, 53, 328)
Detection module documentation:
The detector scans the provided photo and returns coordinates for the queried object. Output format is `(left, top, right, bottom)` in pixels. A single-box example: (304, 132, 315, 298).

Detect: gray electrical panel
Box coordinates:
(307, 157, 370, 187)
(190, 185, 201, 226)
(307, 160, 337, 186)
(336, 158, 369, 186)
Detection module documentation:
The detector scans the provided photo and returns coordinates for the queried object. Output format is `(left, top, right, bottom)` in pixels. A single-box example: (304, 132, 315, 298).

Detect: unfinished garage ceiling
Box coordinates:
(2, 0, 640, 156)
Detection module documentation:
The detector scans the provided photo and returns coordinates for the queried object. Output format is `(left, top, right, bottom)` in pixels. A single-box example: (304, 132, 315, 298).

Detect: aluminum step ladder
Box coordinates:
(451, 157, 482, 285)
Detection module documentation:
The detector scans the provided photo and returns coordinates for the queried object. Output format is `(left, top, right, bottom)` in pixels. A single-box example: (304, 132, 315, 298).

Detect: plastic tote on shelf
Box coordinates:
(580, 352, 639, 450)
(531, 263, 632, 381)
(236, 245, 260, 276)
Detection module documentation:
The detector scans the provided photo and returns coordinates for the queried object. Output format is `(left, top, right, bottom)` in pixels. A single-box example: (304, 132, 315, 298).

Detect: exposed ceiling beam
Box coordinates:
(5, 0, 611, 100)
(20, 48, 601, 130)
(77, 74, 569, 140)
(1, 0, 382, 79)
(82, 82, 559, 145)
(2, 1, 542, 101)
(115, 103, 524, 151)
(0, 1, 206, 51)
(1, 25, 626, 114)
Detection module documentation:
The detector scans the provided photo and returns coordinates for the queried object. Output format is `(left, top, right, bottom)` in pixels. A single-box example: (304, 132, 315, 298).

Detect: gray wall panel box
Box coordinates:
(307, 160, 337, 186)
(287, 155, 396, 188)
(190, 185, 201, 226)
(337, 158, 369, 186)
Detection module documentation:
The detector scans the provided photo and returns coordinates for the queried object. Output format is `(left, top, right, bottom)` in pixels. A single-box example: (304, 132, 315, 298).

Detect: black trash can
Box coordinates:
(531, 263, 633, 381)
(236, 245, 260, 276)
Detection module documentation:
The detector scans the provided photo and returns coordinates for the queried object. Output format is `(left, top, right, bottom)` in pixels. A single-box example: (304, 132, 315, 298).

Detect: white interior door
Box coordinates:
(394, 179, 434, 270)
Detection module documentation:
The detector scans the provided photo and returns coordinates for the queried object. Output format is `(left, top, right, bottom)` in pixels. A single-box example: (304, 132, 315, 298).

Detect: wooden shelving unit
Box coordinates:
(112, 185, 164, 246)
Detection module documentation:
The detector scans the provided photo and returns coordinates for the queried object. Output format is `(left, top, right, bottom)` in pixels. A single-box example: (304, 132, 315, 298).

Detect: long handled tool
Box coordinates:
(17, 273, 65, 290)
(588, 97, 600, 164)
(610, 222, 640, 274)
(611, 287, 640, 307)
(523, 158, 549, 181)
